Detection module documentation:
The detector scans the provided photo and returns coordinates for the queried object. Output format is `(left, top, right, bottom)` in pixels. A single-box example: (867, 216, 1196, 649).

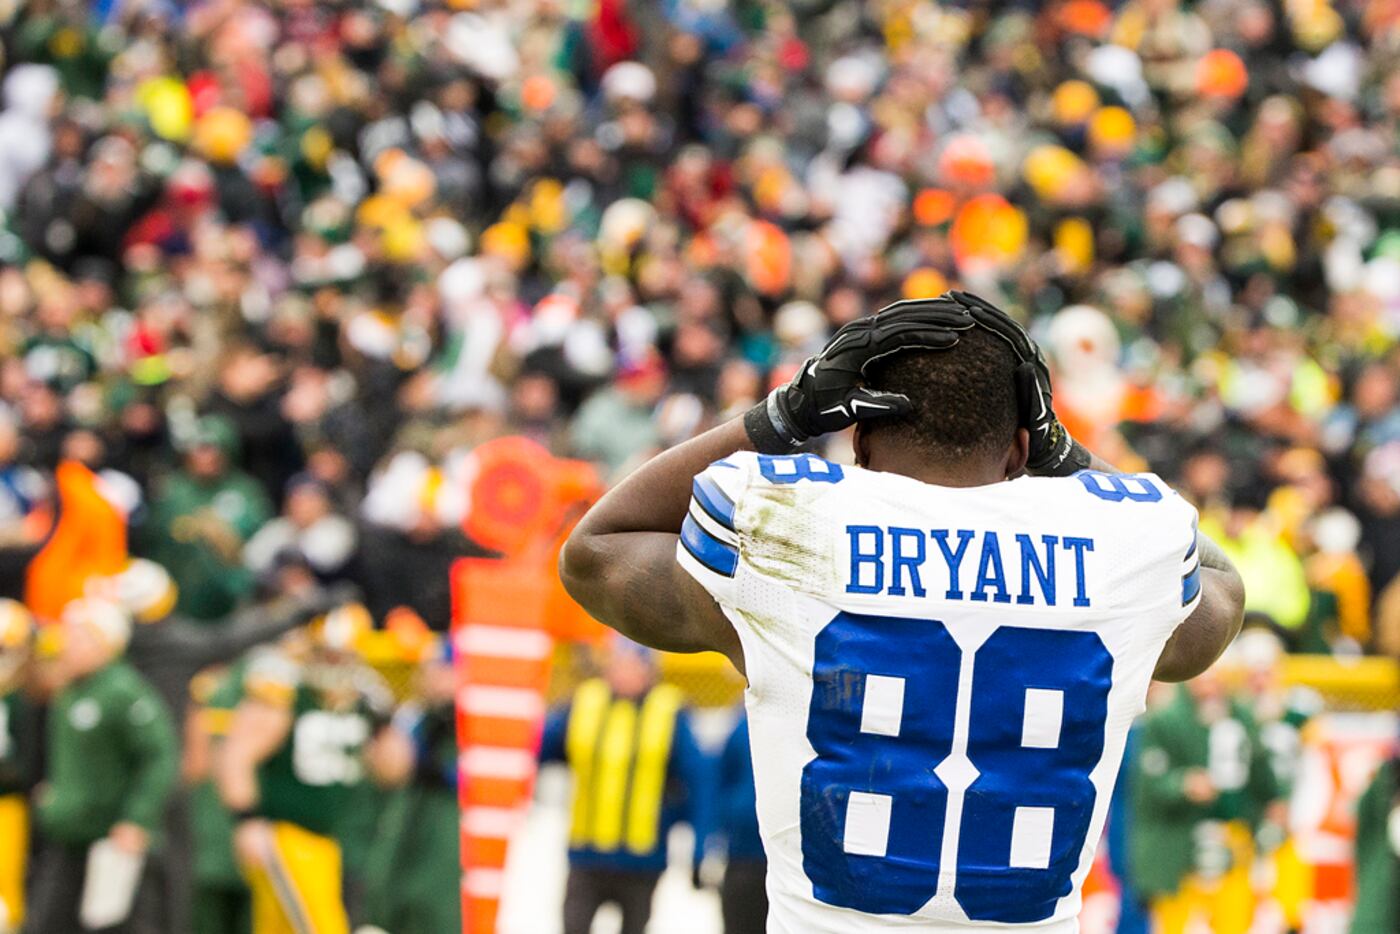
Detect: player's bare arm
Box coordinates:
(559, 417, 753, 669)
(216, 694, 293, 869)
(1149, 533, 1244, 681)
(215, 695, 292, 814)
(560, 301, 977, 672)
(958, 291, 1245, 683)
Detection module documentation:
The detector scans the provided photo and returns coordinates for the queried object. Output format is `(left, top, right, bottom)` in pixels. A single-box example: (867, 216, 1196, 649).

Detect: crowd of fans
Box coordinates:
(0, 0, 1398, 931)
(2, 0, 1399, 654)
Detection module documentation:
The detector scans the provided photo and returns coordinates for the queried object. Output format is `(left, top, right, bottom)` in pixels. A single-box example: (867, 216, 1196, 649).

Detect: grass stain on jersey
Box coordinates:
(742, 485, 835, 594)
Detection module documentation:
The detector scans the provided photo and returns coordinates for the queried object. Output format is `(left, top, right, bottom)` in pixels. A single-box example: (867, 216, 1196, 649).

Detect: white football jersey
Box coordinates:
(676, 452, 1201, 933)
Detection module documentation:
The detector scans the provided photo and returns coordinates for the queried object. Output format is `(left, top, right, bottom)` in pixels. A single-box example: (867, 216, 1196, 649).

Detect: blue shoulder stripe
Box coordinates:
(692, 475, 736, 531)
(681, 514, 738, 577)
(1182, 561, 1202, 605)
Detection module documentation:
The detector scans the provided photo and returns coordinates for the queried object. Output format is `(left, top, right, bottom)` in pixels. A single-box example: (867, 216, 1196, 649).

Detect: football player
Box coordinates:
(214, 606, 406, 934)
(561, 292, 1246, 932)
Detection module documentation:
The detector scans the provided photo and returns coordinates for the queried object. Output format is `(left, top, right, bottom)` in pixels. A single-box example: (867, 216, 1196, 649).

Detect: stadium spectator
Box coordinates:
(138, 416, 270, 622)
(214, 605, 402, 934)
(242, 475, 358, 584)
(538, 639, 711, 934)
(1128, 665, 1282, 934)
(1233, 629, 1323, 931)
(0, 0, 1395, 654)
(26, 598, 178, 934)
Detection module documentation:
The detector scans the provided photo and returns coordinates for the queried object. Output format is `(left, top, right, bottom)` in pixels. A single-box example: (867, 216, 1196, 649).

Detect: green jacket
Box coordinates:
(140, 469, 271, 621)
(1350, 758, 1398, 934)
(1128, 686, 1280, 898)
(37, 660, 178, 846)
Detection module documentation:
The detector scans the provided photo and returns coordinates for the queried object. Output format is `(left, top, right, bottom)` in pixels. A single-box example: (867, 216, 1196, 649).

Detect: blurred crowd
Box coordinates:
(0, 0, 1399, 930)
(0, 0, 1399, 655)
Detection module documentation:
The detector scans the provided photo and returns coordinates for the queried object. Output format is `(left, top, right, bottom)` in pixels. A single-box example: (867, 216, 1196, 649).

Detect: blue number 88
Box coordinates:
(800, 612, 1113, 922)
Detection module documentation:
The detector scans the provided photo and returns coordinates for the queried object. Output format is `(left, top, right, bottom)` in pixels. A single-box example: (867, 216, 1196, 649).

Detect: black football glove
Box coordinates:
(946, 290, 1091, 476)
(745, 298, 975, 453)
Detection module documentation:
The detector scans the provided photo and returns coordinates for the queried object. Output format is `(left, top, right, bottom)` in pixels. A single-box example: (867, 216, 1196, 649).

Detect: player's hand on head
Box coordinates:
(946, 290, 1091, 476)
(745, 297, 975, 452)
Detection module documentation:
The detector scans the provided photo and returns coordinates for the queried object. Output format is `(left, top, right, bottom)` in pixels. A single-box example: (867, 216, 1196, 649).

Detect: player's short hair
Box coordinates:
(862, 325, 1020, 461)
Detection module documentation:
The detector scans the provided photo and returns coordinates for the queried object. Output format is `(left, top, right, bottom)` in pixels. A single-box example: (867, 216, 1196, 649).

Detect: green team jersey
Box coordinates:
(250, 654, 388, 838)
(38, 660, 178, 846)
(1129, 686, 1280, 897)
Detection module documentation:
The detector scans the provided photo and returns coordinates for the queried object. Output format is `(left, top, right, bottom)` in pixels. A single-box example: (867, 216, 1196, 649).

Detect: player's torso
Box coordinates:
(713, 455, 1195, 932)
(259, 684, 372, 835)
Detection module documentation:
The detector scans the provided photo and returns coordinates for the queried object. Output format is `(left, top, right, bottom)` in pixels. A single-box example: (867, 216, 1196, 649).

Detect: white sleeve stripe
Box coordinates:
(689, 501, 738, 546)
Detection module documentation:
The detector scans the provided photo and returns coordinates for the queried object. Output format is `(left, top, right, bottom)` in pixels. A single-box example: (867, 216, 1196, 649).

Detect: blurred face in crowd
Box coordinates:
(36, 293, 76, 334)
(61, 622, 114, 680)
(119, 401, 163, 442)
(1233, 0, 1275, 45)
(1353, 363, 1397, 419)
(604, 646, 655, 700)
(186, 443, 227, 480)
(715, 359, 760, 411)
(825, 287, 865, 329)
(1186, 665, 1229, 710)
(20, 383, 63, 431)
(306, 446, 351, 490)
(220, 349, 282, 403)
(510, 373, 559, 424)
(286, 483, 331, 528)
(60, 429, 106, 468)
(74, 275, 113, 314)
(672, 323, 724, 369)
(86, 140, 139, 201)
(1181, 450, 1231, 502)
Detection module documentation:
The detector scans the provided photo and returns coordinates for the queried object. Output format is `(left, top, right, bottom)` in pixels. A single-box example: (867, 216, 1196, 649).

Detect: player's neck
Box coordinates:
(861, 451, 1009, 488)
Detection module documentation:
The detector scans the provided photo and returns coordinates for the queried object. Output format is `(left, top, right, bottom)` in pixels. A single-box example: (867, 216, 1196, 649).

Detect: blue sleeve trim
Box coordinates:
(1184, 516, 1198, 561)
(681, 514, 739, 577)
(1182, 560, 1202, 605)
(692, 475, 736, 531)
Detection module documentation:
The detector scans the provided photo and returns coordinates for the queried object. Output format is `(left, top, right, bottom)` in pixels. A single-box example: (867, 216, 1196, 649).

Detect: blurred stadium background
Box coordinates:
(0, 0, 1399, 932)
